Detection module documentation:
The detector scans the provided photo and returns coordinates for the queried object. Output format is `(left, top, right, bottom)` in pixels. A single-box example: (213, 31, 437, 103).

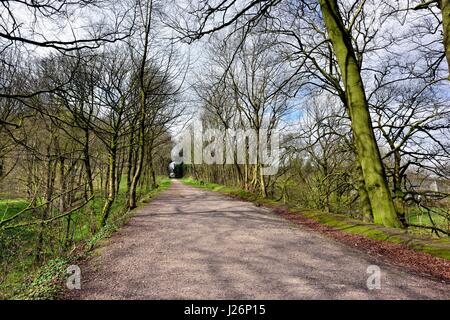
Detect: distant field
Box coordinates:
(407, 208, 449, 235)
(0, 199, 30, 219)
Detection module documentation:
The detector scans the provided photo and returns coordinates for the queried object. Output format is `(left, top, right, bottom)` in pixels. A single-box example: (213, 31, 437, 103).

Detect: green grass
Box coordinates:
(181, 177, 450, 261)
(0, 199, 30, 220)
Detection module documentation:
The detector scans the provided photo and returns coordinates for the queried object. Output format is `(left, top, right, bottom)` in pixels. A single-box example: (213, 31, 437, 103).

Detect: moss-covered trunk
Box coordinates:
(355, 154, 373, 222)
(319, 0, 402, 228)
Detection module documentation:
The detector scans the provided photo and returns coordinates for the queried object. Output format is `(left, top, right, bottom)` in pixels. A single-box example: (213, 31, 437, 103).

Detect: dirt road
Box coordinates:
(70, 180, 449, 299)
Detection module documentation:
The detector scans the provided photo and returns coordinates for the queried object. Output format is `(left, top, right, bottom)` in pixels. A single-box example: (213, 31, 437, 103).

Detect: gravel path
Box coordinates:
(70, 180, 449, 300)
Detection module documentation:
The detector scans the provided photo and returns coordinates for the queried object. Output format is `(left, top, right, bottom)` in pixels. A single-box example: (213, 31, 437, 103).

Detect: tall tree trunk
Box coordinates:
(147, 139, 157, 189)
(244, 161, 249, 190)
(116, 147, 125, 196)
(355, 155, 373, 222)
(323, 161, 331, 213)
(83, 129, 94, 199)
(126, 125, 136, 196)
(128, 94, 145, 209)
(129, 0, 153, 209)
(259, 165, 267, 198)
(101, 142, 117, 227)
(149, 162, 157, 189)
(104, 161, 110, 198)
(319, 0, 402, 228)
(83, 129, 96, 234)
(59, 156, 70, 248)
(37, 145, 55, 263)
